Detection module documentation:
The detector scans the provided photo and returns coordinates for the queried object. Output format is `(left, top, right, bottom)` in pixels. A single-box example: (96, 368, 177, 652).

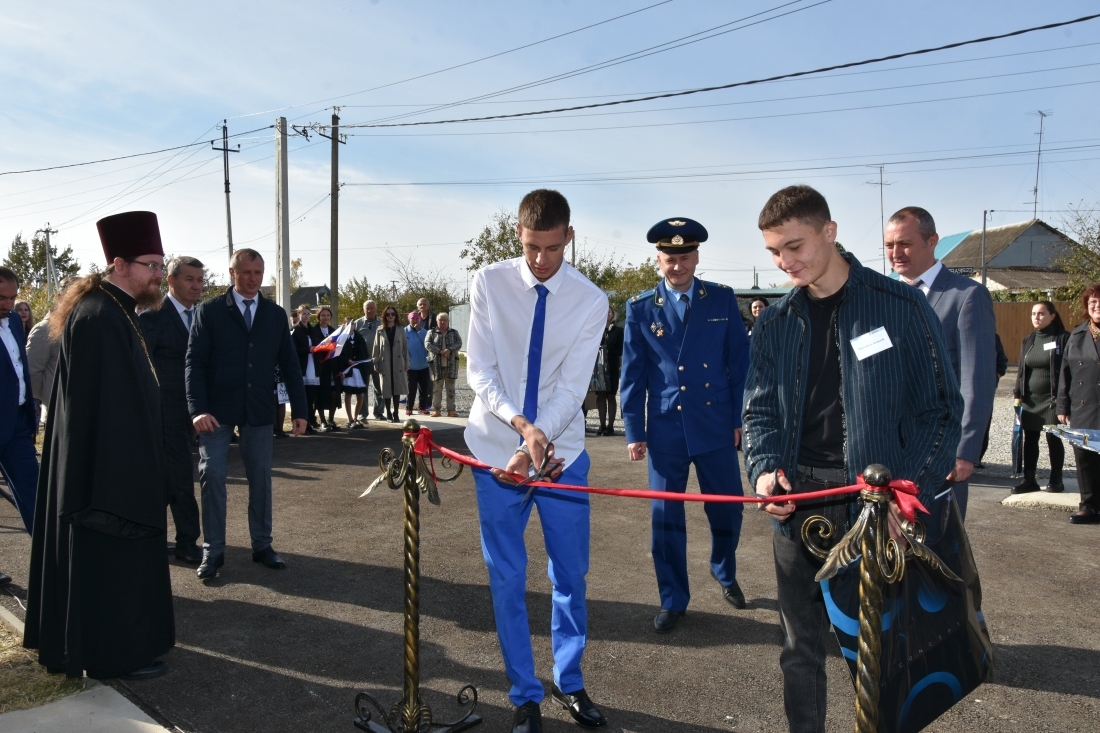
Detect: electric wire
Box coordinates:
(224, 0, 674, 120)
(341, 12, 1100, 128)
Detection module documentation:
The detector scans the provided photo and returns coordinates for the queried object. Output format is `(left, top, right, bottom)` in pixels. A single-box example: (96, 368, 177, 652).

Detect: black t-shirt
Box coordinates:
(798, 284, 846, 469)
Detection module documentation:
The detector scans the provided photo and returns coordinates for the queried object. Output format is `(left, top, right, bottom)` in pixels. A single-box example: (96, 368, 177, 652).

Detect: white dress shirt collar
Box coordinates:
(518, 258, 568, 295)
(167, 293, 192, 317)
(231, 288, 259, 317)
(902, 260, 943, 296)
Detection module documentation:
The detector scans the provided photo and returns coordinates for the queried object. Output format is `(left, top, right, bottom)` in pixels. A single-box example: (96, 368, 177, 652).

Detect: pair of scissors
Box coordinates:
(518, 442, 559, 502)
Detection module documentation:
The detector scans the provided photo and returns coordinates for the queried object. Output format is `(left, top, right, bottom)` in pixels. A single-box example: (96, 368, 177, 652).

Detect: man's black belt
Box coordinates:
(797, 464, 847, 485)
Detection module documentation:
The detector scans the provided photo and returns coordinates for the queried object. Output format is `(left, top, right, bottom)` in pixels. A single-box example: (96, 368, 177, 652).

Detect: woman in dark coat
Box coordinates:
(291, 305, 320, 432)
(595, 304, 624, 436)
(311, 306, 339, 431)
(1012, 301, 1069, 493)
(1056, 284, 1100, 524)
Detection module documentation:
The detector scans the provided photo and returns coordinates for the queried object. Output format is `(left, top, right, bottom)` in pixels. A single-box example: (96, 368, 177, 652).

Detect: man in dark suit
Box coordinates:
(139, 256, 205, 564)
(620, 218, 751, 633)
(186, 249, 308, 580)
(886, 206, 997, 518)
(0, 266, 38, 586)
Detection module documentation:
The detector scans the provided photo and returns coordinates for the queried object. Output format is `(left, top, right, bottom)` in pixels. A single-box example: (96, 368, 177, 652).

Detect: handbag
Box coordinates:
(822, 495, 993, 732)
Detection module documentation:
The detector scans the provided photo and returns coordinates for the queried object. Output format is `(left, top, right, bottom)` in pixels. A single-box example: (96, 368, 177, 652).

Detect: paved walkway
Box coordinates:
(0, 609, 168, 733)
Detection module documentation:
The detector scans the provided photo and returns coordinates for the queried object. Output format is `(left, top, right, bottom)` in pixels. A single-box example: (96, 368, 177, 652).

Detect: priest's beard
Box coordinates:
(135, 287, 164, 311)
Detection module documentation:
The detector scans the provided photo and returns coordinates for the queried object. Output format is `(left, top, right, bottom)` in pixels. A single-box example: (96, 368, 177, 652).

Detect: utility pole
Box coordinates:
(211, 120, 239, 261)
(1030, 110, 1052, 219)
(35, 224, 59, 299)
(318, 109, 346, 320)
(275, 118, 292, 315)
(866, 165, 892, 273)
(980, 210, 995, 288)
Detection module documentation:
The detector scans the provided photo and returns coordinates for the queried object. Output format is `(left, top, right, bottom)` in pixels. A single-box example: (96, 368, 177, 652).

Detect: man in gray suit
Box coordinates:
(886, 206, 997, 517)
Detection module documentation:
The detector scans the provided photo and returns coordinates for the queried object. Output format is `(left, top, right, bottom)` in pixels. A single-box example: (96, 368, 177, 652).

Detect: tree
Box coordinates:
(338, 251, 463, 323)
(3, 232, 81, 289)
(1056, 202, 1100, 302)
(460, 210, 522, 271)
(266, 257, 306, 291)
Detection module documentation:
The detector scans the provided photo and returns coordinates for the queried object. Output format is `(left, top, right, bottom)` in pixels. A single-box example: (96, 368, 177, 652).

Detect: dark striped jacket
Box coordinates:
(742, 254, 962, 537)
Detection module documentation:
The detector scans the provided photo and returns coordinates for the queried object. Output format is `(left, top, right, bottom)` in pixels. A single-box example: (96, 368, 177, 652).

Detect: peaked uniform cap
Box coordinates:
(647, 217, 708, 253)
(96, 211, 164, 263)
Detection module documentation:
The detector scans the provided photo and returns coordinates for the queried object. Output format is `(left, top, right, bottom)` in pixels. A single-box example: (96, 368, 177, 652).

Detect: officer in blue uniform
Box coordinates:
(620, 217, 751, 633)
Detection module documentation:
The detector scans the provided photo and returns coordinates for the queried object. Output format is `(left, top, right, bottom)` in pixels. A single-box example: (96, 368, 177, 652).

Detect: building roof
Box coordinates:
(258, 284, 330, 310)
(980, 268, 1070, 292)
(941, 219, 1071, 268)
(935, 230, 972, 260)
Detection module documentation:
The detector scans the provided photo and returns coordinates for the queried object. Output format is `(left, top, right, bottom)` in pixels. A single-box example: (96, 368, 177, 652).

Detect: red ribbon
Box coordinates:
(855, 474, 928, 522)
(396, 431, 933, 511)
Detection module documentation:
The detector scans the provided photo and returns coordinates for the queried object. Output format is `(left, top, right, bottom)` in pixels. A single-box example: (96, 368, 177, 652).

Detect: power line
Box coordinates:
(0, 125, 274, 177)
(342, 12, 1100, 129)
(224, 0, 674, 120)
(343, 78, 1100, 137)
(352, 0, 830, 127)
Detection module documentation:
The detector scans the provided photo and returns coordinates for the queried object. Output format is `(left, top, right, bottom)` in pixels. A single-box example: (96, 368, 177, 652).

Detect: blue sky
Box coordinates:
(2, 0, 1099, 294)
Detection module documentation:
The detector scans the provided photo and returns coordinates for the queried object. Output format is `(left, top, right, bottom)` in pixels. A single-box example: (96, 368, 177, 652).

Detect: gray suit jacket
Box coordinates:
(925, 266, 997, 463)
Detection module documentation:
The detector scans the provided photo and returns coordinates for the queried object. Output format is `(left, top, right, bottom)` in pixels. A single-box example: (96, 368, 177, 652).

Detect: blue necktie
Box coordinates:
(522, 284, 549, 423)
(243, 299, 254, 331)
(184, 308, 193, 331)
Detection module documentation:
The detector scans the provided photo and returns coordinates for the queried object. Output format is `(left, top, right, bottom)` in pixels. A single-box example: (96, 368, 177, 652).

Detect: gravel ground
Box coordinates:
(974, 367, 1076, 481)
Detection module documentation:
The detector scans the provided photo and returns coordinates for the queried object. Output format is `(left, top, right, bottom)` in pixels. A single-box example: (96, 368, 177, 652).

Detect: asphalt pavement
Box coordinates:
(0, 414, 1097, 732)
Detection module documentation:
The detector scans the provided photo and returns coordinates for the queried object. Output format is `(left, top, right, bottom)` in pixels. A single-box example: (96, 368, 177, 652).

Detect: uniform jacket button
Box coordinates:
(705, 383, 710, 388)
(706, 401, 712, 406)
(680, 385, 686, 391)
(703, 363, 708, 368)
(678, 366, 684, 371)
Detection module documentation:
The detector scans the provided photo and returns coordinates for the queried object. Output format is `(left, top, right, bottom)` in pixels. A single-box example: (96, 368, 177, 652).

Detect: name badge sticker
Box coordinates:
(850, 327, 894, 361)
(1043, 341, 1057, 351)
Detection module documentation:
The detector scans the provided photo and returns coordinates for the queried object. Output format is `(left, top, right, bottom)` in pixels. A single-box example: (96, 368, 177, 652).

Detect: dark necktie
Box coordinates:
(243, 299, 254, 330)
(681, 292, 691, 326)
(522, 284, 549, 423)
(184, 308, 193, 331)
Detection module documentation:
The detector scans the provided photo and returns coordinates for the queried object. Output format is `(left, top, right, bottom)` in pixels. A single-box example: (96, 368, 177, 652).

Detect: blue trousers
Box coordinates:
(197, 423, 274, 557)
(473, 451, 591, 706)
(0, 409, 38, 533)
(648, 444, 743, 612)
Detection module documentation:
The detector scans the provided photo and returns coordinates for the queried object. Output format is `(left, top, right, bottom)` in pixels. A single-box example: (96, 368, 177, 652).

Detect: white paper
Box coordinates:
(1043, 341, 1057, 351)
(850, 327, 893, 361)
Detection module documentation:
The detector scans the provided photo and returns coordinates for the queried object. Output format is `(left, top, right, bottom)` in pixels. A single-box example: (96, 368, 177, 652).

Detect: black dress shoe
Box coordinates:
(121, 660, 169, 681)
(166, 542, 176, 555)
(653, 609, 684, 633)
(1070, 508, 1100, 524)
(550, 684, 606, 728)
(0, 571, 10, 586)
(175, 544, 203, 564)
(711, 569, 746, 608)
(512, 701, 541, 733)
(1044, 482, 1065, 493)
(197, 553, 224, 579)
(253, 547, 286, 569)
(273, 431, 289, 439)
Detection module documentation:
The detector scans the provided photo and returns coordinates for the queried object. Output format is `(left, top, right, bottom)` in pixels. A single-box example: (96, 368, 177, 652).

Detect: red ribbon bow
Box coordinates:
(855, 474, 928, 523)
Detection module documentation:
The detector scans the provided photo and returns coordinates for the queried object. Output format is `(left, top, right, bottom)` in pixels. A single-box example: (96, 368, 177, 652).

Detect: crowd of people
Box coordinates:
(0, 185, 1097, 733)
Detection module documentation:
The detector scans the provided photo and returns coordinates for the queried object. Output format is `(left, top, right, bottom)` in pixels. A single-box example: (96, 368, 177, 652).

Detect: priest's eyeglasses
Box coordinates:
(128, 259, 164, 275)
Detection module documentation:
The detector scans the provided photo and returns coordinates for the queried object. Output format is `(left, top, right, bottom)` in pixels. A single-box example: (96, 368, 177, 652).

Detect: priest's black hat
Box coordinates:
(647, 217, 707, 254)
(96, 211, 164, 263)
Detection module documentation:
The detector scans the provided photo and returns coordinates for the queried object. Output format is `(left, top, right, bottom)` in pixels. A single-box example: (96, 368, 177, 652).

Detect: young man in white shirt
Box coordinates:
(465, 189, 609, 733)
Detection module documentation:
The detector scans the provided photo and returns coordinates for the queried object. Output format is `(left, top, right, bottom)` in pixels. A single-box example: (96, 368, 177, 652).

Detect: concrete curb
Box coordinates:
(0, 603, 169, 732)
(1001, 491, 1080, 511)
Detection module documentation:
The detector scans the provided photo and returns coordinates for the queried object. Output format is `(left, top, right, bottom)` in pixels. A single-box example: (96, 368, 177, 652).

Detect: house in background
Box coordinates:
(258, 284, 331, 311)
(939, 219, 1078, 294)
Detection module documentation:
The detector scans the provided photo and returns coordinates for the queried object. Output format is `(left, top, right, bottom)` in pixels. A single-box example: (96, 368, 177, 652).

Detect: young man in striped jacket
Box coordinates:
(743, 185, 962, 733)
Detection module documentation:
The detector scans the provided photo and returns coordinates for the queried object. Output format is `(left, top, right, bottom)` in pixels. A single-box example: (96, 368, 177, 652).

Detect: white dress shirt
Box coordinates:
(1, 315, 27, 405)
(465, 258, 609, 470)
(167, 293, 194, 329)
(902, 260, 943, 297)
(231, 288, 258, 319)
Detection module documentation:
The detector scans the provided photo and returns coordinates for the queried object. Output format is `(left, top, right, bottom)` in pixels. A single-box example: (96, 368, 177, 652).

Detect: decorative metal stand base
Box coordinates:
(353, 420, 481, 733)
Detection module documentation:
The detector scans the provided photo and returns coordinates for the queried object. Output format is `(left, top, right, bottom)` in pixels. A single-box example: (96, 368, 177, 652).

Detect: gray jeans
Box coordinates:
(772, 477, 853, 733)
(198, 422, 274, 557)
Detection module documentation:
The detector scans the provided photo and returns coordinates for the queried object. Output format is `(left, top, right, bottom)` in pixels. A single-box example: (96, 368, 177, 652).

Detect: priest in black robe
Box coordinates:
(24, 211, 175, 680)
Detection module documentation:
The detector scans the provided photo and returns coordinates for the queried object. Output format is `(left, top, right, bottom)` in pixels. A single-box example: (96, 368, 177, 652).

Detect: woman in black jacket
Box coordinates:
(1012, 301, 1069, 493)
(594, 304, 624, 435)
(1057, 284, 1100, 524)
(311, 306, 339, 431)
(291, 305, 320, 432)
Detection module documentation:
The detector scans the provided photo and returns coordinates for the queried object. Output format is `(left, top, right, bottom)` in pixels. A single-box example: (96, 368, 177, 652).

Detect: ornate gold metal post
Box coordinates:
(801, 464, 960, 733)
(354, 419, 480, 733)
